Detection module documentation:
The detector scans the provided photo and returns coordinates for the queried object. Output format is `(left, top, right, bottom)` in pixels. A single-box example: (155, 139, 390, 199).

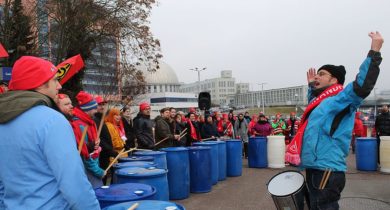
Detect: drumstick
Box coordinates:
(104, 148, 125, 173)
(155, 136, 170, 147)
(179, 128, 188, 136)
(97, 104, 108, 137)
(319, 169, 328, 190)
(179, 132, 187, 140)
(127, 202, 139, 210)
(122, 147, 137, 155)
(78, 125, 89, 155)
(320, 169, 332, 189)
(201, 137, 216, 141)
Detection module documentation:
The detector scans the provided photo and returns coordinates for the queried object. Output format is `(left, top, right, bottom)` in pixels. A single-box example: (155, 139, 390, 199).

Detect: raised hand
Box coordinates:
(307, 67, 316, 84)
(369, 31, 384, 52)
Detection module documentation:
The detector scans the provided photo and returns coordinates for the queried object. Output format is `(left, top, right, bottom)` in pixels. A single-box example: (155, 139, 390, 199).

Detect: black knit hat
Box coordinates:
(318, 65, 346, 85)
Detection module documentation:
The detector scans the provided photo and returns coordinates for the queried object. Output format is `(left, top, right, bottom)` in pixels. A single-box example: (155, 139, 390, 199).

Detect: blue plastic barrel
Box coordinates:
(226, 139, 243, 177)
(210, 140, 227, 181)
(95, 183, 156, 209)
(118, 155, 154, 163)
(133, 151, 167, 169)
(248, 137, 267, 168)
(115, 167, 169, 200)
(112, 161, 157, 184)
(188, 146, 212, 193)
(356, 137, 378, 171)
(193, 142, 219, 185)
(102, 200, 186, 210)
(160, 147, 190, 200)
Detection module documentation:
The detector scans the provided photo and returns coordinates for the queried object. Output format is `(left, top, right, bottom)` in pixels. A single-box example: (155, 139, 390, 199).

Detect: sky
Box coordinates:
(150, 0, 389, 92)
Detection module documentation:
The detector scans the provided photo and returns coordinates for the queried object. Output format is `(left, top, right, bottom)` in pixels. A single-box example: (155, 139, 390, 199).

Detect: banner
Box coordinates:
(0, 43, 9, 58)
(56, 54, 84, 85)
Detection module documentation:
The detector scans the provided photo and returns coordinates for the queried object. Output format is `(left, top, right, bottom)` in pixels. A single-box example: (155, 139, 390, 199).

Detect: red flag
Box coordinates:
(56, 54, 84, 85)
(0, 43, 9, 58)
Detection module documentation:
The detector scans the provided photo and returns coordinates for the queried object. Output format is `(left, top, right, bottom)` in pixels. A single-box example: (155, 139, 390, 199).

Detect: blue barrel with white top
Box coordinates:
(112, 161, 157, 183)
(118, 155, 154, 163)
(226, 139, 242, 177)
(133, 151, 167, 169)
(160, 147, 190, 200)
(95, 183, 156, 209)
(356, 137, 378, 171)
(211, 140, 227, 181)
(115, 167, 169, 200)
(193, 142, 219, 185)
(188, 146, 212, 193)
(248, 137, 267, 168)
(102, 200, 185, 210)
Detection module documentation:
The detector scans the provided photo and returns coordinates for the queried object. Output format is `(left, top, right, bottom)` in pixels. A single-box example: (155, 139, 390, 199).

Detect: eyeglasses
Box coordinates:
(317, 71, 333, 77)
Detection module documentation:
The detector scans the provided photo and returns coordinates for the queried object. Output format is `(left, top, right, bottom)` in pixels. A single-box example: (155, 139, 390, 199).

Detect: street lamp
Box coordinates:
(294, 93, 299, 114)
(257, 83, 267, 114)
(189, 67, 206, 94)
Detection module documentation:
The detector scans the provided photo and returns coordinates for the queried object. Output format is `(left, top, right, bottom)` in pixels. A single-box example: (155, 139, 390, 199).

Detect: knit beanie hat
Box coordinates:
(76, 91, 98, 111)
(139, 102, 150, 111)
(9, 56, 58, 90)
(318, 65, 346, 85)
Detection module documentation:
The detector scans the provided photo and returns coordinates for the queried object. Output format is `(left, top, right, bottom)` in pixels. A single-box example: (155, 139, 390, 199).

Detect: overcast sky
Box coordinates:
(150, 0, 389, 92)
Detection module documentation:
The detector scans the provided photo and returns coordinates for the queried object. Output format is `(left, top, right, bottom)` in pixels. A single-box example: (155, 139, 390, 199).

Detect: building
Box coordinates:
(131, 61, 198, 118)
(180, 70, 246, 106)
(233, 85, 308, 109)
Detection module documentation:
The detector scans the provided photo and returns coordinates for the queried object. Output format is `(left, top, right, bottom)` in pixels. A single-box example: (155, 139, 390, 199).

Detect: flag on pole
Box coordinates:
(56, 54, 84, 85)
(0, 43, 9, 58)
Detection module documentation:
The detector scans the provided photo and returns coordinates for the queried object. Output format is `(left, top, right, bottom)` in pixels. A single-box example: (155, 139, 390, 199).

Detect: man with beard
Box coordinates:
(133, 102, 155, 149)
(286, 32, 383, 210)
(57, 93, 74, 120)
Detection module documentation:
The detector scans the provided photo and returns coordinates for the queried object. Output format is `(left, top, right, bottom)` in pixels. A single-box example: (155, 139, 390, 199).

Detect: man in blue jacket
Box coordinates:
(0, 56, 100, 209)
(299, 32, 384, 209)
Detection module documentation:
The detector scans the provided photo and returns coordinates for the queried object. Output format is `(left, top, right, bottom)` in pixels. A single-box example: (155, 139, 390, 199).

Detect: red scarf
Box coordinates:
(71, 107, 99, 159)
(285, 84, 343, 165)
(188, 120, 199, 141)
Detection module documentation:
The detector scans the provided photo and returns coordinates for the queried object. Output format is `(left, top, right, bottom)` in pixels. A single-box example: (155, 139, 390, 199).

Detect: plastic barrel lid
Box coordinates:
(119, 156, 155, 162)
(160, 147, 189, 152)
(267, 171, 304, 196)
(95, 183, 156, 202)
(102, 200, 184, 210)
(113, 161, 156, 169)
(193, 142, 217, 145)
(134, 151, 167, 155)
(115, 167, 168, 177)
(225, 139, 241, 142)
(187, 146, 211, 151)
(205, 140, 225, 144)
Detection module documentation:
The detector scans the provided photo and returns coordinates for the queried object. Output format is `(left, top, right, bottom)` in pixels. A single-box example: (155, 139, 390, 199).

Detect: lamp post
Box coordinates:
(258, 83, 267, 114)
(189, 67, 206, 94)
(294, 93, 299, 114)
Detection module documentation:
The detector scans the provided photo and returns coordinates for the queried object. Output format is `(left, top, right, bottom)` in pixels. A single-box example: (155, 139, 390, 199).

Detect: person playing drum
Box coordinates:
(285, 32, 384, 209)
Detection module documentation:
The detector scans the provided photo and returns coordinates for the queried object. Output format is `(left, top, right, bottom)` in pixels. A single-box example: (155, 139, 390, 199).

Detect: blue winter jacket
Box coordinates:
(0, 103, 100, 209)
(301, 50, 382, 172)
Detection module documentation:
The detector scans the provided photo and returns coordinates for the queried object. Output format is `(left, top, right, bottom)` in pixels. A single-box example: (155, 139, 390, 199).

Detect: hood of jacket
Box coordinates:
(0, 90, 54, 124)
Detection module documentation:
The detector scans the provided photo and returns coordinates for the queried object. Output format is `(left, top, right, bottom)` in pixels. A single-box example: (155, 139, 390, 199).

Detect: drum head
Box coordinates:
(268, 171, 304, 196)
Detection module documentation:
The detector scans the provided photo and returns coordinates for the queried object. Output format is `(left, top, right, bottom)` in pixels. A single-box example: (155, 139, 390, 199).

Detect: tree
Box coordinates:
(44, 0, 161, 101)
(0, 0, 37, 66)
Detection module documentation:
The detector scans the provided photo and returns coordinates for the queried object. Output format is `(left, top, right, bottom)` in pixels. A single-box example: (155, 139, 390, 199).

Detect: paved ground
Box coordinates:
(173, 154, 390, 210)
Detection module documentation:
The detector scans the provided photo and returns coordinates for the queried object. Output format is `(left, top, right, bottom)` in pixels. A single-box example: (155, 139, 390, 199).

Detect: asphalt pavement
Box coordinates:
(174, 154, 390, 210)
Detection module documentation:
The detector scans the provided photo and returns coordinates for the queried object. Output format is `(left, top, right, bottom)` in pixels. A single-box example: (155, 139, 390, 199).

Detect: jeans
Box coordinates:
(305, 169, 346, 210)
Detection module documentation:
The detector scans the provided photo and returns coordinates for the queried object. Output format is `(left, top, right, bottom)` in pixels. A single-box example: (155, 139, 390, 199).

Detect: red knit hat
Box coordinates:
(95, 96, 107, 105)
(9, 56, 57, 90)
(222, 113, 228, 119)
(76, 91, 98, 111)
(139, 102, 150, 111)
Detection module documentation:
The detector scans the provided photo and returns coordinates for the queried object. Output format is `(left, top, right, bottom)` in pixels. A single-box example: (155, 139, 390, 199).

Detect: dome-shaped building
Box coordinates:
(138, 61, 181, 93)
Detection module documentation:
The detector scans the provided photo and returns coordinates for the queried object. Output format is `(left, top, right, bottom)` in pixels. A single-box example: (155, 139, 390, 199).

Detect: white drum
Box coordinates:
(380, 136, 390, 173)
(267, 170, 307, 210)
(267, 135, 286, 168)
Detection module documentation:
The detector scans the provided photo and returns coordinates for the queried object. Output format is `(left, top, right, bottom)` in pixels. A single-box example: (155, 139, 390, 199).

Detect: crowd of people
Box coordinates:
(0, 31, 385, 210)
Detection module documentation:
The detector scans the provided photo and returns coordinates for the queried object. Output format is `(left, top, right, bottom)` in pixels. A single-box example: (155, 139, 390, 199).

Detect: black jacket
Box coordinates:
(122, 117, 136, 149)
(201, 122, 219, 139)
(133, 113, 155, 149)
(375, 111, 390, 136)
(94, 113, 118, 170)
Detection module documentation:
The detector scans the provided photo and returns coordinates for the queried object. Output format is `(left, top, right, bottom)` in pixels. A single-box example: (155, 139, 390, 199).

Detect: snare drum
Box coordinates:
(267, 170, 307, 210)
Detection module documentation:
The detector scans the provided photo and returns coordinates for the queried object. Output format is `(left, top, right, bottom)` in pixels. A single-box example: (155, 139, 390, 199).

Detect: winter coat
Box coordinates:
(133, 113, 155, 149)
